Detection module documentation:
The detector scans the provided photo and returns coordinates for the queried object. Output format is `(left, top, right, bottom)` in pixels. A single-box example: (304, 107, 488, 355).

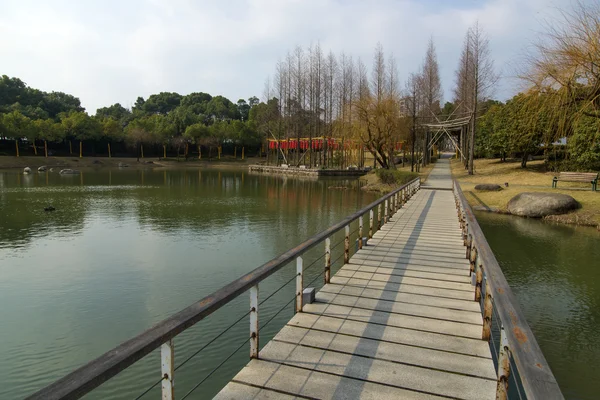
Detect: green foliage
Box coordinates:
(0, 74, 264, 155)
(375, 169, 418, 185)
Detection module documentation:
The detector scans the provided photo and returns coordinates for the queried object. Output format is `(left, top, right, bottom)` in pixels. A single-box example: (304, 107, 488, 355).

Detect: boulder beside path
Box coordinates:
(507, 192, 579, 218)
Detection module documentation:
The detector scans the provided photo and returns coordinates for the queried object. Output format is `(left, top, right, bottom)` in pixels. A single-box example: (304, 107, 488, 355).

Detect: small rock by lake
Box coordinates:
(507, 192, 579, 218)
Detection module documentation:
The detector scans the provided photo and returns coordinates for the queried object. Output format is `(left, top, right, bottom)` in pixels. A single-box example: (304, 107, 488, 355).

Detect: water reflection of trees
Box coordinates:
(0, 169, 376, 252)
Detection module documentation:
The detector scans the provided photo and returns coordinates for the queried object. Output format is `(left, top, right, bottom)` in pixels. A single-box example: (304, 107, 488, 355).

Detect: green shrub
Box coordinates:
(375, 169, 418, 185)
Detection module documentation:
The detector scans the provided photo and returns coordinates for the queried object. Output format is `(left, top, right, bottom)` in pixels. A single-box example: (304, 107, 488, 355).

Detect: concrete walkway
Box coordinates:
(215, 160, 495, 400)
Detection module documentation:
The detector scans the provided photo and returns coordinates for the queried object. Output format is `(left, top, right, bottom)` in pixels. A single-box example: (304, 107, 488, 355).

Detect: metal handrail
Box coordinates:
(27, 177, 421, 400)
(453, 180, 564, 400)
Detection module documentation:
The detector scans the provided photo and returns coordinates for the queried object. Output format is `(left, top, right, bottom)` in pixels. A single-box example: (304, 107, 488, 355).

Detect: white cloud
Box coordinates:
(0, 0, 574, 112)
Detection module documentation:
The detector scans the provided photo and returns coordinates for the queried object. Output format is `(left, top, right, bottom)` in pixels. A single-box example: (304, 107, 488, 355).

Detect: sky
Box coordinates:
(0, 0, 575, 113)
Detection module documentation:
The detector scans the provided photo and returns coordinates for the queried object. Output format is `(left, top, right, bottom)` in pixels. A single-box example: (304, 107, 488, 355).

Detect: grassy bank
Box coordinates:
(0, 155, 260, 170)
(452, 158, 600, 228)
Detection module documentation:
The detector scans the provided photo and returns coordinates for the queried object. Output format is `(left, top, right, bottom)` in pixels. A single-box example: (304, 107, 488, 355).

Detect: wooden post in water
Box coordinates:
(79, 141, 83, 158)
(69, 140, 73, 155)
(163, 145, 167, 159)
(324, 238, 331, 284)
(107, 143, 111, 158)
(141, 144, 144, 159)
(33, 140, 38, 156)
(15, 140, 19, 157)
(250, 285, 259, 359)
(242, 147, 245, 160)
(198, 145, 201, 159)
(44, 141, 48, 157)
(161, 340, 175, 400)
(234, 146, 237, 158)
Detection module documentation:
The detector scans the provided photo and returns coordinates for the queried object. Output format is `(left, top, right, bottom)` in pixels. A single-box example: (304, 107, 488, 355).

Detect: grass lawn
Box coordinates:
(451, 158, 600, 227)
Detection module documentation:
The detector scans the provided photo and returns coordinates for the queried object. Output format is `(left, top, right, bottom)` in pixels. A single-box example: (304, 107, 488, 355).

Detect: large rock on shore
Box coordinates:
(507, 192, 579, 218)
(475, 184, 502, 191)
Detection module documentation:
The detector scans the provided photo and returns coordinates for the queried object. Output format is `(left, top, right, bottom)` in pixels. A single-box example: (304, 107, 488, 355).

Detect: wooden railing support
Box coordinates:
(324, 238, 331, 284)
(358, 216, 363, 249)
(475, 260, 483, 302)
(344, 225, 350, 264)
(369, 209, 374, 239)
(496, 326, 511, 400)
(250, 285, 259, 359)
(377, 204, 382, 230)
(296, 256, 303, 313)
(482, 277, 492, 341)
(384, 200, 389, 224)
(161, 340, 174, 400)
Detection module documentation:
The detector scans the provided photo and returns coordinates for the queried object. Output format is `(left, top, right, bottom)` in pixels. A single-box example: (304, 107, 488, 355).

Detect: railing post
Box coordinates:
(296, 256, 303, 313)
(466, 233, 472, 260)
(482, 277, 493, 340)
(469, 244, 477, 277)
(369, 209, 374, 238)
(344, 225, 350, 263)
(250, 285, 259, 359)
(161, 340, 174, 400)
(496, 326, 510, 400)
(384, 199, 389, 224)
(358, 216, 363, 249)
(475, 260, 483, 302)
(324, 238, 331, 284)
(377, 204, 382, 230)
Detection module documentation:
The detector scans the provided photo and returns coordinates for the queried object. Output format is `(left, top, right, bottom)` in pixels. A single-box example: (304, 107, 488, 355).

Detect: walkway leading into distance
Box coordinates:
(216, 159, 495, 400)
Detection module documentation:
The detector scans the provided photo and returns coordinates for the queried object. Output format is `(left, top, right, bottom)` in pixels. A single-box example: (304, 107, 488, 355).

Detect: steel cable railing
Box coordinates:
(27, 178, 421, 400)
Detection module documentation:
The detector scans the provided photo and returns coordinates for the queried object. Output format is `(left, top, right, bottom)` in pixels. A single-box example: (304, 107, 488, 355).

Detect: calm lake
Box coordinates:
(476, 212, 600, 400)
(0, 168, 377, 399)
(0, 168, 598, 399)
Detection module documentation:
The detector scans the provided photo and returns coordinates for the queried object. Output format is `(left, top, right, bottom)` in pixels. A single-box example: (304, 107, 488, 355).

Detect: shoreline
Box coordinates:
(0, 155, 259, 171)
(451, 158, 600, 230)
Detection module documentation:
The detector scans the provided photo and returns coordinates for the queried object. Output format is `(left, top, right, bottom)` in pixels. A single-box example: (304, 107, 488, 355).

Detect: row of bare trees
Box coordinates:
(259, 21, 497, 172)
(453, 22, 498, 174)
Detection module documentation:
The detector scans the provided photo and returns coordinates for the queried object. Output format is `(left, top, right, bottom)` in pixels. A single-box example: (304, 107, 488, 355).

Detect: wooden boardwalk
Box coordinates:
(216, 160, 496, 400)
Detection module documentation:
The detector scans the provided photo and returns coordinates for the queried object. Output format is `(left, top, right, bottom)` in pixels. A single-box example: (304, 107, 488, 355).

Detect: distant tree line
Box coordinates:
(0, 75, 263, 158)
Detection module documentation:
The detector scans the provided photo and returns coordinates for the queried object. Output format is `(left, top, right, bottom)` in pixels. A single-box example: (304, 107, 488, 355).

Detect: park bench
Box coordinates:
(552, 172, 598, 191)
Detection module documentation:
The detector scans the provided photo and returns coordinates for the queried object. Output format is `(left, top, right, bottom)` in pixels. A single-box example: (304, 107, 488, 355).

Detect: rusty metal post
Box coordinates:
(344, 225, 350, 263)
(466, 233, 472, 259)
(296, 256, 303, 313)
(482, 277, 493, 341)
(324, 238, 331, 284)
(496, 326, 510, 400)
(369, 209, 374, 238)
(475, 260, 483, 302)
(384, 199, 389, 224)
(161, 340, 174, 400)
(358, 216, 363, 249)
(469, 244, 477, 277)
(250, 285, 259, 358)
(377, 204, 382, 230)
